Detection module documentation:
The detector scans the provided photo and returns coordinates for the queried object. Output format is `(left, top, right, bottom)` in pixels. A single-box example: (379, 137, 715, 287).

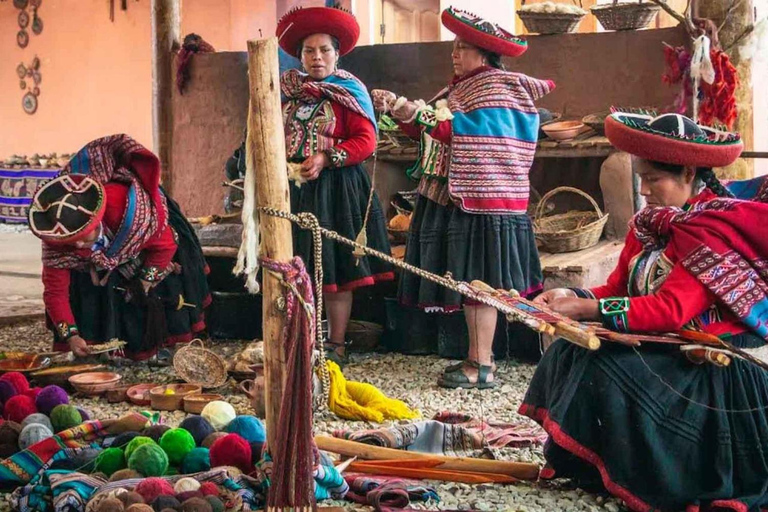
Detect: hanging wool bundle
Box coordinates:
(233, 117, 261, 294)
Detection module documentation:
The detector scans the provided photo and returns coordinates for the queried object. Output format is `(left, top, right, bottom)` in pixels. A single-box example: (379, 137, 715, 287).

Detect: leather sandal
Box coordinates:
(323, 340, 347, 367)
(437, 360, 496, 389)
(444, 357, 497, 374)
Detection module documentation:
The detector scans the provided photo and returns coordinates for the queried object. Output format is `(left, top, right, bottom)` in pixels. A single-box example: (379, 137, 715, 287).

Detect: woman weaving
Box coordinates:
(520, 111, 768, 511)
(372, 7, 554, 389)
(28, 135, 210, 361)
(276, 6, 393, 365)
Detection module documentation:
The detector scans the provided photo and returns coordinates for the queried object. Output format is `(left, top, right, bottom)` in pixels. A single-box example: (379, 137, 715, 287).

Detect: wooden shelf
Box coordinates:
(540, 239, 625, 290)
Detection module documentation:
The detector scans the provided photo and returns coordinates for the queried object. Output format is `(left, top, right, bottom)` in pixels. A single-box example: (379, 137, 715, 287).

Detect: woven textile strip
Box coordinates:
(448, 69, 554, 214)
(0, 168, 60, 223)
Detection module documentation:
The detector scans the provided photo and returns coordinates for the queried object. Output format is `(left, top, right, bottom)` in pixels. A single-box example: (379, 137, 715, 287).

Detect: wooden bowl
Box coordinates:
(30, 364, 106, 387)
(542, 120, 585, 142)
(149, 383, 202, 411)
(127, 383, 156, 406)
(183, 393, 225, 414)
(68, 372, 122, 395)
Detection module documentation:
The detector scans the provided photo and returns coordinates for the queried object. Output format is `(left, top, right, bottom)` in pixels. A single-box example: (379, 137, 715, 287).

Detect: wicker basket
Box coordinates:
(346, 320, 384, 353)
(582, 111, 609, 136)
(591, 1, 660, 31)
(173, 339, 228, 389)
(149, 383, 202, 411)
(517, 11, 585, 34)
(183, 393, 225, 414)
(534, 187, 609, 253)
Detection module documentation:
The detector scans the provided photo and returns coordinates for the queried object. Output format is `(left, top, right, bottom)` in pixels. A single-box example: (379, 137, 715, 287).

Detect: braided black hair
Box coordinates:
(479, 49, 505, 70)
(648, 161, 734, 198)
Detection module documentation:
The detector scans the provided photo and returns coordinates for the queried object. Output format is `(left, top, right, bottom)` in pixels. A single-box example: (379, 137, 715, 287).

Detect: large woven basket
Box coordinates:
(517, 11, 585, 34)
(591, 1, 660, 31)
(346, 320, 384, 353)
(534, 187, 609, 253)
(173, 339, 228, 389)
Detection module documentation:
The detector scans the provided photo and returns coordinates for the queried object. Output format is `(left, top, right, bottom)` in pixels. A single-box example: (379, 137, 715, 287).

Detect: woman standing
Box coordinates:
(29, 135, 210, 361)
(277, 6, 393, 364)
(372, 7, 554, 388)
(521, 112, 768, 511)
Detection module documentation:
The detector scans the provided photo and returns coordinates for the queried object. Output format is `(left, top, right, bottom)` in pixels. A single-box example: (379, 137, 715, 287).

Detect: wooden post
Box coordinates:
(246, 37, 293, 460)
(151, 0, 180, 192)
(697, 0, 755, 179)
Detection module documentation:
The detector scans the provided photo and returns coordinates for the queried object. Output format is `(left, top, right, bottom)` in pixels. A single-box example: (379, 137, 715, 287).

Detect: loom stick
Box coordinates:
(554, 322, 601, 350)
(346, 462, 519, 484)
(315, 436, 541, 480)
(683, 347, 731, 367)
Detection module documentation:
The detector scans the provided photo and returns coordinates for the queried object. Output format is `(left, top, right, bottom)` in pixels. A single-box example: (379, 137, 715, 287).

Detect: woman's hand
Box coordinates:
(533, 288, 576, 305)
(140, 279, 154, 295)
(68, 335, 92, 358)
(390, 100, 418, 122)
(301, 152, 329, 180)
(372, 89, 397, 113)
(548, 298, 600, 321)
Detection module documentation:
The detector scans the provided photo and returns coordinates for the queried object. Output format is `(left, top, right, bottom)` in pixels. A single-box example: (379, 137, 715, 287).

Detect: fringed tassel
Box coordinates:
(261, 256, 316, 511)
(234, 107, 262, 294)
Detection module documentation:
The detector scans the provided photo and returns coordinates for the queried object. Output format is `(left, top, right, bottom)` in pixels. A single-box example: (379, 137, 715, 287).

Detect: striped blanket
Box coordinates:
(0, 167, 60, 223)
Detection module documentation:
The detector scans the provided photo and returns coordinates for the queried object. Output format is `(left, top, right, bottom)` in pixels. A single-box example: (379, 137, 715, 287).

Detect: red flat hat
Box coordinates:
(605, 110, 743, 168)
(277, 6, 360, 57)
(28, 174, 106, 245)
(441, 6, 527, 58)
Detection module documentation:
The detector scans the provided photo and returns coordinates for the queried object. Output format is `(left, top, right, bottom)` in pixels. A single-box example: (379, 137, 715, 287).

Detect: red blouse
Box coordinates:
(43, 182, 177, 335)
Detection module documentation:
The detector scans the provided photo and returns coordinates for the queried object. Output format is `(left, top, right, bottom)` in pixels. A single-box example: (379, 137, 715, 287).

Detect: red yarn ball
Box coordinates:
(4, 395, 37, 424)
(0, 372, 29, 394)
(209, 434, 252, 473)
(23, 388, 42, 401)
(134, 477, 174, 504)
(198, 482, 219, 497)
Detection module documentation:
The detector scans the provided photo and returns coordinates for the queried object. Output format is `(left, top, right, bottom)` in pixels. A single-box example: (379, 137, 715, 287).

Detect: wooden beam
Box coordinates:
(151, 0, 180, 192)
(245, 36, 294, 478)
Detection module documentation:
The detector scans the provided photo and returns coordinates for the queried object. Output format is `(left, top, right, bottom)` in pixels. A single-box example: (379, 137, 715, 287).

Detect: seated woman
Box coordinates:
(28, 135, 210, 360)
(520, 111, 768, 511)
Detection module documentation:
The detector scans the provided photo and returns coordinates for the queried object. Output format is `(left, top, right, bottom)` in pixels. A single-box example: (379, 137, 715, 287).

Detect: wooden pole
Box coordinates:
(246, 37, 293, 463)
(151, 0, 180, 192)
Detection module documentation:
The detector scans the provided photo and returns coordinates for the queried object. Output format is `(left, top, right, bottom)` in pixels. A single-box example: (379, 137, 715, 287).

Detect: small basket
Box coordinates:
(149, 383, 202, 411)
(591, 1, 660, 31)
(582, 111, 609, 136)
(517, 11, 585, 34)
(346, 320, 384, 353)
(534, 187, 609, 253)
(183, 393, 225, 414)
(173, 339, 228, 389)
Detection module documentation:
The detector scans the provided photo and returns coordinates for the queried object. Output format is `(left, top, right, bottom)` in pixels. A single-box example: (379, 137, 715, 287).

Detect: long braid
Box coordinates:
(697, 167, 734, 198)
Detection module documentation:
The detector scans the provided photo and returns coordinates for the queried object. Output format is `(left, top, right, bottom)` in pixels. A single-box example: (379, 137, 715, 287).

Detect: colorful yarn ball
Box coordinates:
(223, 416, 265, 444)
(0, 372, 29, 394)
(175, 491, 203, 503)
(198, 483, 218, 498)
(94, 497, 125, 512)
(200, 432, 226, 449)
(179, 497, 211, 512)
(50, 404, 83, 433)
(159, 428, 196, 465)
(181, 447, 210, 475)
(35, 385, 69, 415)
(0, 381, 18, 404)
(110, 469, 143, 482)
(179, 416, 214, 447)
(126, 505, 155, 512)
(95, 447, 127, 477)
(20, 413, 53, 432)
(117, 491, 145, 507)
(4, 395, 37, 423)
(203, 496, 223, 512)
(112, 431, 141, 449)
(151, 495, 180, 512)
(200, 402, 235, 431)
(18, 423, 53, 450)
(23, 387, 42, 401)
(125, 436, 157, 461)
(129, 444, 169, 477)
(134, 478, 174, 503)
(142, 424, 171, 443)
(209, 434, 251, 473)
(173, 477, 200, 494)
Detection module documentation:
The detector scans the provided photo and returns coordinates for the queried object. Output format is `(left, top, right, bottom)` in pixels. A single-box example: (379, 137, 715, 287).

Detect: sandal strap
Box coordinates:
(477, 364, 493, 384)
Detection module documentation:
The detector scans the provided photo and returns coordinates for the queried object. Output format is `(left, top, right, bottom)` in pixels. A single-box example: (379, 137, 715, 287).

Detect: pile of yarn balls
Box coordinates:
(0, 372, 89, 457)
(89, 478, 226, 512)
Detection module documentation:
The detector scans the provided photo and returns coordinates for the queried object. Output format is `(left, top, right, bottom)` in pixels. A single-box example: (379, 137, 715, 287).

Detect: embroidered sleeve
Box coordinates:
(327, 106, 376, 167)
(323, 147, 350, 168)
(140, 224, 177, 281)
(42, 265, 77, 336)
(55, 322, 80, 341)
(599, 297, 631, 332)
(139, 265, 171, 283)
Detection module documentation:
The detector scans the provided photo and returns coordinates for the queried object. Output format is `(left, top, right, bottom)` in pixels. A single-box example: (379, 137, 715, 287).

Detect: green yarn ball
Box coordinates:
(127, 443, 169, 477)
(125, 436, 157, 461)
(181, 447, 210, 474)
(205, 496, 224, 512)
(50, 404, 83, 433)
(159, 428, 196, 465)
(94, 447, 127, 477)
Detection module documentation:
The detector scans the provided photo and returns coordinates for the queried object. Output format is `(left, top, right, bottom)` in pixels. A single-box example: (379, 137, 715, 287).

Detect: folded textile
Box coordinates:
(345, 472, 438, 512)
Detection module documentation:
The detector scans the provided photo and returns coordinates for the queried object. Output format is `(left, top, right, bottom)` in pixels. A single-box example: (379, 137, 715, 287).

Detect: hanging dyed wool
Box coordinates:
(699, 49, 739, 129)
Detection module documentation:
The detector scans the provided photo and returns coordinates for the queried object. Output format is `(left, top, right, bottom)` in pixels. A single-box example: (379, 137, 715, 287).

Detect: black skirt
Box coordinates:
(291, 163, 394, 293)
(398, 195, 543, 312)
(51, 196, 210, 360)
(520, 333, 768, 511)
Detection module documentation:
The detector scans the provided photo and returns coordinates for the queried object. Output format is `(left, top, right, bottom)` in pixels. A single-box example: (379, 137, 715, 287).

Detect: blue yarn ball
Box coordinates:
(179, 416, 215, 447)
(181, 447, 211, 474)
(224, 416, 265, 444)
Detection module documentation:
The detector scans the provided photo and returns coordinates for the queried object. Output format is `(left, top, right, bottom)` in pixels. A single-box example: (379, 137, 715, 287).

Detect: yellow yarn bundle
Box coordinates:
(325, 361, 420, 422)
